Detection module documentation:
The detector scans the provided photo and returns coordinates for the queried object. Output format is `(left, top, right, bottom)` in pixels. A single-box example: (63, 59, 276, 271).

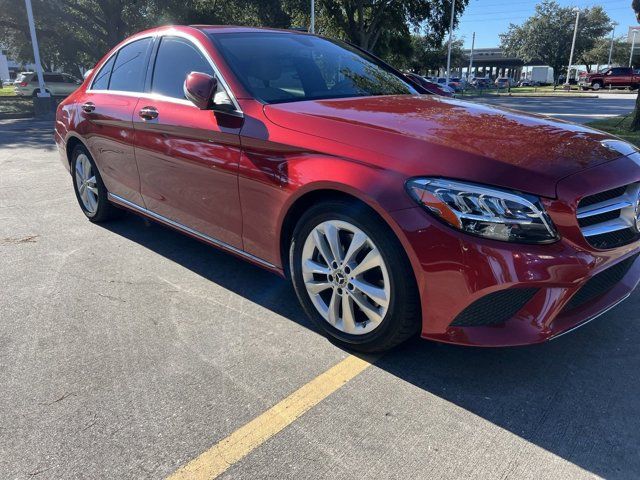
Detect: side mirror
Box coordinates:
(184, 71, 217, 110)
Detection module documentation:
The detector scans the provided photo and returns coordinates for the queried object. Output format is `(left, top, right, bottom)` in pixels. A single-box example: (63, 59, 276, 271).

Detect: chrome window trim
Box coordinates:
(87, 28, 242, 114)
(107, 193, 276, 269)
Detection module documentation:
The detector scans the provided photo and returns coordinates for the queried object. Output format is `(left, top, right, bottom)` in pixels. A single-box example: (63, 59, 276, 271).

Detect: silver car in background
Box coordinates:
(14, 71, 81, 97)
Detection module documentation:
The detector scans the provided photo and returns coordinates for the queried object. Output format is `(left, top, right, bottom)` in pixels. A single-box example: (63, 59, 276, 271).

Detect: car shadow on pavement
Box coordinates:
(102, 211, 640, 479)
(0, 118, 56, 150)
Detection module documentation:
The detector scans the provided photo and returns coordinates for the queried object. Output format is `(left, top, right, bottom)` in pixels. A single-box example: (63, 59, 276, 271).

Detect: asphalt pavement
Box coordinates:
(471, 93, 637, 124)
(1, 113, 639, 480)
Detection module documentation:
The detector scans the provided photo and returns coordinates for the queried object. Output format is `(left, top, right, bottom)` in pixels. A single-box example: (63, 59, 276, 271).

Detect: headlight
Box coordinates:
(406, 178, 558, 244)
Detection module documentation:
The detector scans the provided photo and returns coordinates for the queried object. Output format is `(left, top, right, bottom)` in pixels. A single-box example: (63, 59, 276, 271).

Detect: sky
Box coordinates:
(456, 0, 636, 49)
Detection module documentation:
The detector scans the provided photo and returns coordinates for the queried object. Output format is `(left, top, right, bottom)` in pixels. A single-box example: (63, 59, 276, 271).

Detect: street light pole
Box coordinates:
(445, 0, 456, 83)
(607, 23, 617, 68)
(310, 0, 315, 34)
(629, 30, 637, 67)
(467, 31, 475, 81)
(24, 0, 48, 98)
(565, 8, 580, 87)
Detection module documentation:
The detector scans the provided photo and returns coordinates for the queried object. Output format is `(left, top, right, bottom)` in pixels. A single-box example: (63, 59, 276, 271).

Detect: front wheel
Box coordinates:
(591, 81, 602, 91)
(290, 200, 421, 352)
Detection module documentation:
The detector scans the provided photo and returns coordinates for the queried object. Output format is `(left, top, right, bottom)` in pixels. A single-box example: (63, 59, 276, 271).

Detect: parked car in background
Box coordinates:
(580, 67, 640, 91)
(470, 77, 492, 88)
(448, 77, 464, 92)
(495, 77, 513, 88)
(403, 72, 453, 97)
(14, 71, 81, 96)
(517, 79, 537, 87)
(56, 25, 640, 352)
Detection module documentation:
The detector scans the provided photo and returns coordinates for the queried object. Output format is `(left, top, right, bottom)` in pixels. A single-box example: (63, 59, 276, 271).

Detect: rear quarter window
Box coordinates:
(91, 55, 116, 90)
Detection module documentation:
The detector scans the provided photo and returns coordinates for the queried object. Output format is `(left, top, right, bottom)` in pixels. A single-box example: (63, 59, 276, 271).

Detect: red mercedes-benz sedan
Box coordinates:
(55, 26, 640, 352)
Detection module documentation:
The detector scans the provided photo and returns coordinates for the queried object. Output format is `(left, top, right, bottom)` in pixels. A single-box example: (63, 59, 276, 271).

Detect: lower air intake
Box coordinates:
(565, 254, 639, 312)
(450, 288, 538, 327)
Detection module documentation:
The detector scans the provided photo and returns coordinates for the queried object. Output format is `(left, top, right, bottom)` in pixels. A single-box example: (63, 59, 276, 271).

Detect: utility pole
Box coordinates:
(445, 0, 456, 84)
(630, 29, 637, 67)
(608, 23, 617, 68)
(565, 8, 580, 87)
(467, 32, 475, 81)
(24, 0, 48, 98)
(310, 0, 315, 34)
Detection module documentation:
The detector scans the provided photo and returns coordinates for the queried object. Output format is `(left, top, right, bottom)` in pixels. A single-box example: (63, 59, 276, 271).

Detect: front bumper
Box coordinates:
(391, 155, 640, 347)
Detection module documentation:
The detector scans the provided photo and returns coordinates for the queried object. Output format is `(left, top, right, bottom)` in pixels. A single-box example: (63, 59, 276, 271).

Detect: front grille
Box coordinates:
(451, 288, 538, 327)
(577, 183, 640, 249)
(565, 254, 639, 311)
(579, 186, 627, 208)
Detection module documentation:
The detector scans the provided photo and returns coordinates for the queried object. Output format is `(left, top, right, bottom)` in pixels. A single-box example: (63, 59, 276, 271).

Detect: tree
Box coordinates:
(580, 37, 632, 72)
(0, 0, 466, 79)
(406, 35, 465, 74)
(500, 1, 612, 81)
(312, 0, 468, 53)
(0, 0, 295, 74)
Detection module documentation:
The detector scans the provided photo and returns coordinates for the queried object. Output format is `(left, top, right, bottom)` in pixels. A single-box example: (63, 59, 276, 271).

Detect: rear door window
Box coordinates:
(108, 37, 152, 92)
(151, 36, 214, 99)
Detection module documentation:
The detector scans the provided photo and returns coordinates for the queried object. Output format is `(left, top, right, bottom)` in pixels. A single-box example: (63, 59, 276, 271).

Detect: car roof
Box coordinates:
(192, 25, 312, 35)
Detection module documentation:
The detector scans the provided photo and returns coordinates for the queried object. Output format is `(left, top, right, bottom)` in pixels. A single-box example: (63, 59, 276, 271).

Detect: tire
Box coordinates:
(289, 200, 421, 352)
(591, 81, 602, 91)
(71, 145, 121, 222)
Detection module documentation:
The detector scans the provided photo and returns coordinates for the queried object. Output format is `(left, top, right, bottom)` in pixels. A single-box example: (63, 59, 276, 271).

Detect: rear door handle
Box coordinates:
(81, 102, 95, 113)
(139, 106, 158, 120)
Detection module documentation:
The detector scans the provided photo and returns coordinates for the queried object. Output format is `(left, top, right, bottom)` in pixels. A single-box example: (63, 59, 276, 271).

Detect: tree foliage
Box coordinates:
(405, 36, 465, 74)
(580, 37, 632, 72)
(0, 0, 468, 75)
(500, 0, 612, 80)
(313, 0, 467, 52)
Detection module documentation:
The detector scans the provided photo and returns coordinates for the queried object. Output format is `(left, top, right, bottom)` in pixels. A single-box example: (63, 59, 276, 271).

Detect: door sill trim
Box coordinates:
(107, 193, 278, 270)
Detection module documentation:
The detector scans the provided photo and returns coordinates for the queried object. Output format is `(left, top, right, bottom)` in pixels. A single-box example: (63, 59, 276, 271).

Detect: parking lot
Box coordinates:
(473, 93, 637, 124)
(1, 96, 640, 479)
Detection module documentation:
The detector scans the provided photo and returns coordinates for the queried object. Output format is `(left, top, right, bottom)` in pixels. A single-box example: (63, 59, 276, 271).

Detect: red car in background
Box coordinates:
(580, 67, 640, 91)
(403, 72, 453, 97)
(55, 26, 640, 352)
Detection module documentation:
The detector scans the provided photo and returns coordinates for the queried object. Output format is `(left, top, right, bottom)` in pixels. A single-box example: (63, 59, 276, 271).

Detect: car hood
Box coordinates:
(263, 95, 622, 198)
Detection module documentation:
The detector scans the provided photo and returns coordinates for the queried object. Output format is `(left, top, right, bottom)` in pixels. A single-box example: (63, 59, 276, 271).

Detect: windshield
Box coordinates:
(210, 32, 417, 104)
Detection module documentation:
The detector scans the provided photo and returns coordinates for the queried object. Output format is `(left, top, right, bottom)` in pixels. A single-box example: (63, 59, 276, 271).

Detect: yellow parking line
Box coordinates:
(167, 355, 374, 480)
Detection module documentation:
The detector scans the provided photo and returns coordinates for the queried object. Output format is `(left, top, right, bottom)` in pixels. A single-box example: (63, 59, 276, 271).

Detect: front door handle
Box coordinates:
(81, 102, 95, 113)
(139, 106, 158, 120)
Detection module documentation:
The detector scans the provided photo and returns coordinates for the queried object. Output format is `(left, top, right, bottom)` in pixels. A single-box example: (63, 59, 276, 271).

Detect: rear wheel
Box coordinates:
(290, 200, 421, 352)
(71, 145, 120, 222)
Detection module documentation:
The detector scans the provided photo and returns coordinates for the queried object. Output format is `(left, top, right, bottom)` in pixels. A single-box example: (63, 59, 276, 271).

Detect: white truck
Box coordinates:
(530, 66, 554, 85)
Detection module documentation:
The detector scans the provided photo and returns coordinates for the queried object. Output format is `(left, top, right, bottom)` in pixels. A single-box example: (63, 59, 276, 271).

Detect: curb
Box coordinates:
(462, 93, 600, 99)
(0, 113, 35, 120)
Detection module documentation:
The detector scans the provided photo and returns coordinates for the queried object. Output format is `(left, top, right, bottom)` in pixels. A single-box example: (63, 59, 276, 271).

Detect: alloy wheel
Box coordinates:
(75, 153, 99, 214)
(301, 220, 391, 335)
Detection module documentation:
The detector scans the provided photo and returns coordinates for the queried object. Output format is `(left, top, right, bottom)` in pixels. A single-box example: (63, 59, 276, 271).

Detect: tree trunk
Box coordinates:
(631, 89, 640, 131)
